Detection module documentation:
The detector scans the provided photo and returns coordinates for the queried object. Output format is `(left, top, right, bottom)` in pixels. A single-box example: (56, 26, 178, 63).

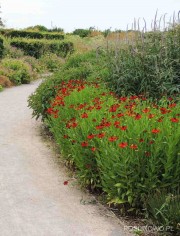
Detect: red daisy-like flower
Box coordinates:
(63, 181, 68, 185)
(148, 114, 155, 119)
(81, 113, 88, 118)
(97, 132, 106, 138)
(81, 141, 88, 147)
(135, 114, 142, 120)
(119, 142, 128, 148)
(120, 125, 127, 131)
(169, 103, 176, 108)
(139, 138, 144, 143)
(130, 144, 138, 149)
(170, 117, 179, 123)
(91, 147, 96, 152)
(108, 136, 118, 142)
(87, 134, 96, 139)
(142, 108, 150, 113)
(117, 113, 124, 118)
(152, 128, 160, 134)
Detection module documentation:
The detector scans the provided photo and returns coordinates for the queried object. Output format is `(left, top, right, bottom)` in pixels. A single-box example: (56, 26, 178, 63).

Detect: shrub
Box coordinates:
(4, 45, 24, 58)
(10, 39, 74, 58)
(39, 53, 64, 72)
(0, 75, 13, 87)
(1, 58, 33, 84)
(22, 56, 42, 73)
(73, 29, 90, 38)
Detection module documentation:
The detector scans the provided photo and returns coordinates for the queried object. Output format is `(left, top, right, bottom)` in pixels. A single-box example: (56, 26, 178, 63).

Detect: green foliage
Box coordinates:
(4, 45, 25, 58)
(3, 30, 64, 40)
(147, 191, 180, 234)
(39, 53, 64, 72)
(0, 37, 4, 58)
(1, 58, 33, 84)
(106, 24, 180, 99)
(0, 84, 3, 91)
(73, 29, 90, 38)
(28, 75, 57, 120)
(25, 25, 49, 32)
(31, 80, 180, 213)
(28, 51, 108, 120)
(10, 39, 74, 58)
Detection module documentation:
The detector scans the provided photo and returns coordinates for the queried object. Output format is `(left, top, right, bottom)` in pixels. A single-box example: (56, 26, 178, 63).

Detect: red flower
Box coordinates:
(96, 105, 102, 110)
(63, 135, 69, 139)
(157, 117, 163, 122)
(169, 103, 176, 108)
(114, 121, 120, 128)
(135, 113, 142, 120)
(119, 97, 127, 102)
(117, 113, 124, 118)
(96, 125, 104, 130)
(71, 122, 78, 128)
(120, 126, 127, 131)
(109, 104, 119, 112)
(97, 132, 105, 138)
(103, 122, 111, 127)
(139, 138, 144, 143)
(152, 128, 160, 134)
(92, 118, 97, 122)
(170, 117, 179, 123)
(87, 134, 96, 139)
(63, 181, 68, 185)
(81, 141, 88, 147)
(108, 136, 118, 142)
(119, 142, 128, 148)
(142, 108, 150, 113)
(148, 114, 155, 119)
(160, 107, 168, 114)
(81, 113, 88, 118)
(91, 147, 96, 152)
(130, 144, 138, 149)
(149, 140, 155, 145)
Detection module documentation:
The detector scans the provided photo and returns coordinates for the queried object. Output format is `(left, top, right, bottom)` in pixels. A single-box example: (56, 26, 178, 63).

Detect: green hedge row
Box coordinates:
(10, 40, 74, 58)
(0, 29, 64, 40)
(0, 37, 4, 58)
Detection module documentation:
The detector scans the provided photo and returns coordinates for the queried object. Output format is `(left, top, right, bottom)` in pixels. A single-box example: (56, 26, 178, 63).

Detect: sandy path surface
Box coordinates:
(0, 80, 131, 236)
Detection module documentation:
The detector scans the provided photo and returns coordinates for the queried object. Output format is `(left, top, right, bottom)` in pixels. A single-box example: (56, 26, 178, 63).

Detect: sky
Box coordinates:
(0, 0, 179, 32)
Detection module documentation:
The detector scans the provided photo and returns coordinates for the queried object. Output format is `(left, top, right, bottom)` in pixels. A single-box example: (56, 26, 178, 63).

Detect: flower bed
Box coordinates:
(45, 79, 180, 210)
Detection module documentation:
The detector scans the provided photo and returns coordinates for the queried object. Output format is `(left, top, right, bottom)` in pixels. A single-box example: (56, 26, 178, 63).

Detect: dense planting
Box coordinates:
(106, 25, 180, 98)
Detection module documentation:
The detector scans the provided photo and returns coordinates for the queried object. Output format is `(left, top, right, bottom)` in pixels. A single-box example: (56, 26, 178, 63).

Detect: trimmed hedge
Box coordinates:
(0, 30, 64, 40)
(10, 39, 74, 58)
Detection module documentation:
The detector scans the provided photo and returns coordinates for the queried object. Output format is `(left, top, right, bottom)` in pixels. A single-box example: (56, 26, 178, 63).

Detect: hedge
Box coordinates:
(10, 39, 74, 58)
(0, 30, 64, 40)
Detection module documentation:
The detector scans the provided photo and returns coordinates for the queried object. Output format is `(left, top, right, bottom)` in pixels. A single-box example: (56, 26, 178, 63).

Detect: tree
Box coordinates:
(0, 6, 4, 27)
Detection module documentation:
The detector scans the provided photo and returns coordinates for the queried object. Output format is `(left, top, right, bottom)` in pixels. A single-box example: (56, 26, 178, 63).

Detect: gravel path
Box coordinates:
(0, 80, 131, 236)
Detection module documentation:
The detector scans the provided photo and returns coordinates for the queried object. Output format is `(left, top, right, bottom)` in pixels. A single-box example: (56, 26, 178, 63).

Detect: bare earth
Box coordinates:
(0, 80, 131, 236)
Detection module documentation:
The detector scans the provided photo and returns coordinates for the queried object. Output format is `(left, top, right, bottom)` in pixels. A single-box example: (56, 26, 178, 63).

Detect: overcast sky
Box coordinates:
(0, 0, 179, 32)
